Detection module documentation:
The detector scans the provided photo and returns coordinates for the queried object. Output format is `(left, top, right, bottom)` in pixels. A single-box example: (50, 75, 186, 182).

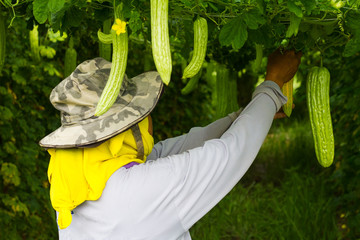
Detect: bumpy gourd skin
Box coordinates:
(150, 0, 172, 85)
(95, 20, 128, 117)
(281, 77, 293, 117)
(307, 66, 334, 167)
(29, 25, 40, 61)
(182, 17, 208, 79)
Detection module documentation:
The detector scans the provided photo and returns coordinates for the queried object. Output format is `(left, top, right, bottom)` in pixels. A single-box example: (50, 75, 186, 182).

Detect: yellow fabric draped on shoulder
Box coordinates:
(47, 117, 154, 229)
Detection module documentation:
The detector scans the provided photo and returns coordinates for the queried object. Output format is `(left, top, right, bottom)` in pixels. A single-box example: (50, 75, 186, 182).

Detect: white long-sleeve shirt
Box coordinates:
(58, 81, 287, 240)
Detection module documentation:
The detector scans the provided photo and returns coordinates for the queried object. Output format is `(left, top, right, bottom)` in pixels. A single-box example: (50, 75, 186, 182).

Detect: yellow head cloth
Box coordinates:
(47, 117, 154, 229)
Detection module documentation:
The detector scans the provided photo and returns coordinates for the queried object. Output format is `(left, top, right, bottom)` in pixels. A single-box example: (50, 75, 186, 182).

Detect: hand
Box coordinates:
(265, 49, 302, 88)
(274, 103, 295, 119)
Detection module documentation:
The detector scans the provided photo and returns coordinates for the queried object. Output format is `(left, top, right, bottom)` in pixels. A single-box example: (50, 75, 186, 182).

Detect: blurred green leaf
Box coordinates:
(48, 0, 65, 13)
(343, 37, 360, 57)
(129, 10, 142, 33)
(286, 13, 302, 38)
(2, 195, 29, 216)
(243, 9, 266, 30)
(0, 106, 13, 120)
(287, 0, 303, 18)
(33, 0, 50, 24)
(1, 162, 20, 186)
(219, 16, 248, 50)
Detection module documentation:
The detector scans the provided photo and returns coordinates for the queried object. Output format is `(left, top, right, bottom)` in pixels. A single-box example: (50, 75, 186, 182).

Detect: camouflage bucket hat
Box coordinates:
(39, 57, 163, 149)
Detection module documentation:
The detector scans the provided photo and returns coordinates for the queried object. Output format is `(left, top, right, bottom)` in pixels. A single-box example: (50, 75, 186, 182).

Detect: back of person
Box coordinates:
(40, 50, 302, 239)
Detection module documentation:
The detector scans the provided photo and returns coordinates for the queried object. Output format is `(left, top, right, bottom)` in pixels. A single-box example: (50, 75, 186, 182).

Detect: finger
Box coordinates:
(274, 112, 287, 119)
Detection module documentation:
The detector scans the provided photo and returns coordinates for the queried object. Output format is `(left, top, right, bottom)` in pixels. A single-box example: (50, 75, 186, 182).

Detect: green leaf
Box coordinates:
(0, 86, 7, 95)
(256, 0, 265, 14)
(63, 6, 85, 29)
(11, 72, 26, 85)
(348, 0, 360, 6)
(129, 10, 142, 33)
(48, 0, 65, 13)
(33, 0, 49, 24)
(0, 106, 13, 121)
(248, 28, 269, 46)
(2, 195, 29, 216)
(243, 9, 266, 30)
(310, 25, 322, 41)
(49, 7, 66, 32)
(343, 37, 360, 57)
(1, 162, 20, 186)
(345, 11, 360, 36)
(300, 0, 316, 13)
(324, 22, 336, 35)
(286, 13, 302, 38)
(299, 22, 310, 33)
(287, 0, 303, 18)
(3, 142, 17, 155)
(219, 16, 248, 50)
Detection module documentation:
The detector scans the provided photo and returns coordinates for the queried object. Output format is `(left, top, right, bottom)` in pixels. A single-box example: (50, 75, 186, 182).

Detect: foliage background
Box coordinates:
(0, 0, 359, 239)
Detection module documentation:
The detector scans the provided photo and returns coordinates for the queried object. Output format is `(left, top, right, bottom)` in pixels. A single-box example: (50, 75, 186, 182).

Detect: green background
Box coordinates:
(0, 0, 359, 239)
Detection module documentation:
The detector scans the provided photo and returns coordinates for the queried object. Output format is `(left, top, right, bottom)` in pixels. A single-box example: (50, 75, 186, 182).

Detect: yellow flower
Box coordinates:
(341, 224, 347, 229)
(340, 213, 345, 218)
(112, 19, 127, 35)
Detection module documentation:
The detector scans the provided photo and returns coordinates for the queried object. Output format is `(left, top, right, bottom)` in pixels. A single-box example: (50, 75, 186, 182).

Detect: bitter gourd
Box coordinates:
(281, 77, 294, 117)
(181, 69, 202, 95)
(216, 64, 239, 119)
(150, 0, 172, 85)
(253, 44, 263, 73)
(307, 66, 334, 167)
(29, 25, 40, 61)
(182, 17, 208, 79)
(95, 16, 128, 116)
(99, 18, 112, 62)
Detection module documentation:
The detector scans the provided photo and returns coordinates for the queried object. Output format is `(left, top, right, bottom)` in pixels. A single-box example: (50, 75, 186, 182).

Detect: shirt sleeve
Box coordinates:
(147, 110, 242, 161)
(167, 80, 287, 230)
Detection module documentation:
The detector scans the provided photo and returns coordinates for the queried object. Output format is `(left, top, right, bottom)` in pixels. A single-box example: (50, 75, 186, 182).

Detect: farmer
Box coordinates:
(39, 49, 302, 239)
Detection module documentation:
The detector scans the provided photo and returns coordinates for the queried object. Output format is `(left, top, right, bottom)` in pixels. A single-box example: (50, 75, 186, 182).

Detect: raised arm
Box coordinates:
(166, 50, 302, 229)
(147, 111, 242, 160)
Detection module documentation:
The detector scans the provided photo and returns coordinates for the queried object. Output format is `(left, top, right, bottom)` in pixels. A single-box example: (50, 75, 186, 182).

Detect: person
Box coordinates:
(39, 49, 302, 240)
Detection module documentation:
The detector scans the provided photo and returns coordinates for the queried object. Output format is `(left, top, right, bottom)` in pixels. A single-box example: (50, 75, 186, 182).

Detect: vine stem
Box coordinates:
(320, 56, 323, 68)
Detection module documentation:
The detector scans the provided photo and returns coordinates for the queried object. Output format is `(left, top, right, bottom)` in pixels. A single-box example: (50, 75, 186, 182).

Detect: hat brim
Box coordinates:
(39, 71, 163, 149)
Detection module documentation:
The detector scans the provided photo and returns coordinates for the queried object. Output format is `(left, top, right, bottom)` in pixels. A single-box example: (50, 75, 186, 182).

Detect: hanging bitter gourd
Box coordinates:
(29, 25, 40, 61)
(150, 0, 172, 85)
(0, 11, 5, 73)
(307, 66, 334, 167)
(253, 44, 263, 73)
(181, 69, 202, 95)
(182, 17, 208, 79)
(215, 64, 239, 119)
(281, 77, 294, 117)
(64, 37, 77, 78)
(99, 18, 112, 62)
(95, 11, 128, 116)
(206, 60, 218, 108)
